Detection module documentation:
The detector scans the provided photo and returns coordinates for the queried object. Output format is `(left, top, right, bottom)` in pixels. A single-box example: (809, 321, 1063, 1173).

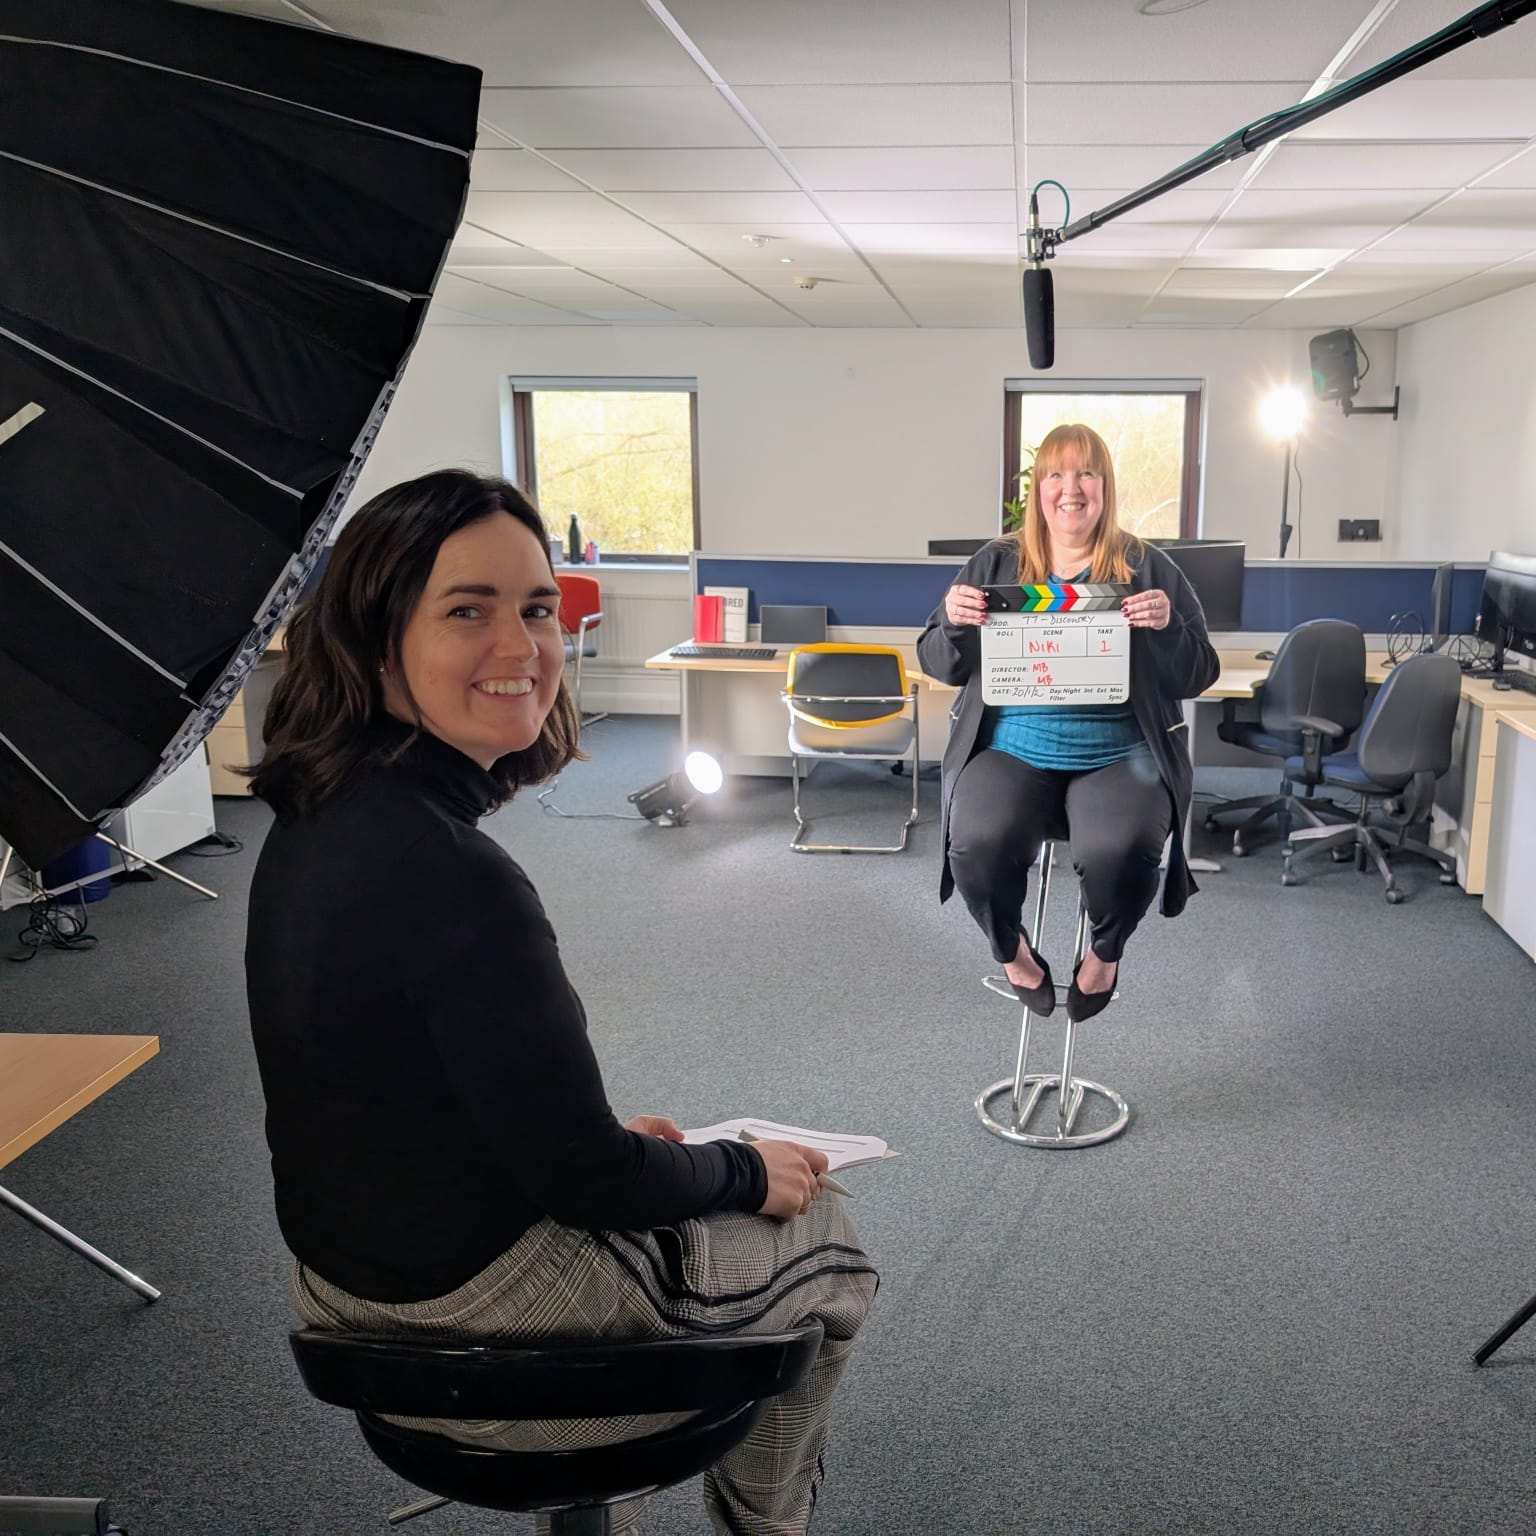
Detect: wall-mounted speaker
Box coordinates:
(1308, 329, 1362, 403)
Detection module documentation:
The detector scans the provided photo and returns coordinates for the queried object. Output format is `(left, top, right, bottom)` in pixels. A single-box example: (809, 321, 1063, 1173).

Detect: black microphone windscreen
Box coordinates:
(1023, 265, 1055, 370)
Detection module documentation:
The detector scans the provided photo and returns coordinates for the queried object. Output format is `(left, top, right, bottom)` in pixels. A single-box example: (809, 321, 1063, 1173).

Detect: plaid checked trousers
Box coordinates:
(293, 1197, 876, 1535)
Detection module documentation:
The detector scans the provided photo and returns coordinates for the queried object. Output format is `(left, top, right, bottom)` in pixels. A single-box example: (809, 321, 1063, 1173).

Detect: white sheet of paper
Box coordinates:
(981, 609, 1130, 705)
(681, 1117, 894, 1172)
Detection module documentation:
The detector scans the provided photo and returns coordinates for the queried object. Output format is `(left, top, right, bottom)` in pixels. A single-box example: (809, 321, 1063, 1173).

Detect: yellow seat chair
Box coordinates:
(781, 644, 919, 854)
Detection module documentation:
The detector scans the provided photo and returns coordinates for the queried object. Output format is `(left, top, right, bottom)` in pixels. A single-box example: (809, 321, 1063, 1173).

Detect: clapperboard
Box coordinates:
(979, 581, 1134, 705)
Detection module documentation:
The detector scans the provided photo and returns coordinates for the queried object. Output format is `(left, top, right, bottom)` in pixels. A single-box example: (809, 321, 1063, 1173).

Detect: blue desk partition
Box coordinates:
(696, 555, 1487, 636)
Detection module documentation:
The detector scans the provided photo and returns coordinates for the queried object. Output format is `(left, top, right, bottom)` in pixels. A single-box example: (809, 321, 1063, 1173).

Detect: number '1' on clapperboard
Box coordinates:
(980, 582, 1134, 705)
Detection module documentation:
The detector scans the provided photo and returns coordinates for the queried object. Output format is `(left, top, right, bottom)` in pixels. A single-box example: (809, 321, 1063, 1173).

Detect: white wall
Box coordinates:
(1393, 281, 1536, 561)
(354, 323, 1400, 563)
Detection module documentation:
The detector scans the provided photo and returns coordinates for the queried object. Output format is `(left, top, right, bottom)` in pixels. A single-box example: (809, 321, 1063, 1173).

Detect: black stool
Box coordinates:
(975, 840, 1130, 1149)
(289, 1324, 822, 1534)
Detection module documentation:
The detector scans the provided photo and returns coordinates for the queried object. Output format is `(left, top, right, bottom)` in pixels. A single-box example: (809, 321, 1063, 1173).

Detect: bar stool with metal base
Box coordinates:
(974, 840, 1130, 1149)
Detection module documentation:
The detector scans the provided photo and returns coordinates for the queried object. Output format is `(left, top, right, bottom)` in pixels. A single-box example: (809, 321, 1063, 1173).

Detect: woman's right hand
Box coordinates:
(751, 1139, 830, 1220)
(944, 583, 989, 627)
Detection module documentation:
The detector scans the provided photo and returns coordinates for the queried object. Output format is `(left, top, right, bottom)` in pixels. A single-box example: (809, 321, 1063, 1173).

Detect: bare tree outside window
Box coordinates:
(513, 386, 697, 559)
(1010, 389, 1200, 541)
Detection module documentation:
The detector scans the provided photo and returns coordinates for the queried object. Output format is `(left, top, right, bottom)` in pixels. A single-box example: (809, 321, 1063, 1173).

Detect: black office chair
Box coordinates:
(1204, 618, 1367, 854)
(288, 1324, 822, 1535)
(1280, 652, 1462, 903)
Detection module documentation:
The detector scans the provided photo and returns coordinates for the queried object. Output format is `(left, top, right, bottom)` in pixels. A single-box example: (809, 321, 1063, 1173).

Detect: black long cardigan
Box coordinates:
(916, 538, 1221, 918)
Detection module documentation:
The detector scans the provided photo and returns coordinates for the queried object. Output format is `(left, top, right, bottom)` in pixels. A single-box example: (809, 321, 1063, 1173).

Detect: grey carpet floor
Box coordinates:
(1, 715, 1532, 1536)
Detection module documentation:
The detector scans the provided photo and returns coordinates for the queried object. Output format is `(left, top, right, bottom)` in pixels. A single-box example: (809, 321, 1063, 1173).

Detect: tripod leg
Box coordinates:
(95, 834, 218, 900)
(0, 1184, 160, 1302)
(1474, 1291, 1536, 1365)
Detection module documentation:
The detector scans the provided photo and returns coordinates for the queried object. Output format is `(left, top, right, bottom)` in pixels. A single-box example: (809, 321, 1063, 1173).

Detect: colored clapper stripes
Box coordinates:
(1020, 582, 1128, 612)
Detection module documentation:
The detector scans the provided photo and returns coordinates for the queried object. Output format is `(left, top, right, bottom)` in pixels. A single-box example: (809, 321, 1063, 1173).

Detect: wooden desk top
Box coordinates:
(0, 1032, 159, 1171)
(1494, 710, 1536, 744)
(650, 643, 1536, 709)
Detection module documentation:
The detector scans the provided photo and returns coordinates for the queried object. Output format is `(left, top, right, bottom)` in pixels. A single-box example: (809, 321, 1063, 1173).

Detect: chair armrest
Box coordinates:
(1292, 714, 1342, 782)
(577, 612, 603, 634)
(781, 691, 909, 706)
(1292, 713, 1342, 738)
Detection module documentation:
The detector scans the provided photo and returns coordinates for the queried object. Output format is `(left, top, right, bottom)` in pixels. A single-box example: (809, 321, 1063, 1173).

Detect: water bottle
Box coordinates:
(567, 514, 582, 563)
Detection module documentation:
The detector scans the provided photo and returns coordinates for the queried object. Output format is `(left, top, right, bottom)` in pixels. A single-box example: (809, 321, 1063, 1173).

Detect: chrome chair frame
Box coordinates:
(565, 609, 607, 727)
(783, 682, 920, 853)
(975, 841, 1130, 1149)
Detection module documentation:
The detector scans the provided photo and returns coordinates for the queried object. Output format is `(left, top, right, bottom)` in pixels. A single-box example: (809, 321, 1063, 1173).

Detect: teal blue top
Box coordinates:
(980, 566, 1148, 772)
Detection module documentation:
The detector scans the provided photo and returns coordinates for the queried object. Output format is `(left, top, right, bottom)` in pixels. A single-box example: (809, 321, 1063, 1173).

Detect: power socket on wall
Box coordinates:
(1338, 519, 1381, 542)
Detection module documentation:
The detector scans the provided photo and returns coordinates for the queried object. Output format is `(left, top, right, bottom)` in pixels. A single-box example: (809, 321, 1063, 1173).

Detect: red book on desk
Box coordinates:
(693, 594, 724, 643)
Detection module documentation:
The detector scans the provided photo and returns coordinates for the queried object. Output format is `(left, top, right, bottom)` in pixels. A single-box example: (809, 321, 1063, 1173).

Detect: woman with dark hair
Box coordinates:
(918, 424, 1219, 1021)
(246, 469, 875, 1536)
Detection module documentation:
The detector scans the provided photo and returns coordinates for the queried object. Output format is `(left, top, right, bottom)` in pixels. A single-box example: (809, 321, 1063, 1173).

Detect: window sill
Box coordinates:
(554, 561, 687, 573)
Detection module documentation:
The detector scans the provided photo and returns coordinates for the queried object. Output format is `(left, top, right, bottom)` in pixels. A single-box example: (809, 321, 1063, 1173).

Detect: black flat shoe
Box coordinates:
(1066, 958, 1118, 1023)
(1008, 937, 1055, 1017)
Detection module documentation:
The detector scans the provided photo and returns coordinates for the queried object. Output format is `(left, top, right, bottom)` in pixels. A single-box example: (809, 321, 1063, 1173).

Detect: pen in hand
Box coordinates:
(738, 1128, 855, 1198)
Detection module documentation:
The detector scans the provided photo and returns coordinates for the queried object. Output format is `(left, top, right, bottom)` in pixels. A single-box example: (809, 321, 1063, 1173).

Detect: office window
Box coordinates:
(509, 380, 698, 561)
(1004, 383, 1201, 541)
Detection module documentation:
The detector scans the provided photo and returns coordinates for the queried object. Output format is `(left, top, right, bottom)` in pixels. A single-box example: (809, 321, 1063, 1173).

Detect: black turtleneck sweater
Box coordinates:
(245, 724, 766, 1303)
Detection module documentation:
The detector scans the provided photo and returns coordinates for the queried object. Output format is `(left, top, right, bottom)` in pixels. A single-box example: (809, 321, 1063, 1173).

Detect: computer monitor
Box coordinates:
(1147, 539, 1245, 631)
(927, 538, 991, 557)
(1429, 562, 1455, 652)
(1478, 550, 1536, 671)
(759, 604, 828, 646)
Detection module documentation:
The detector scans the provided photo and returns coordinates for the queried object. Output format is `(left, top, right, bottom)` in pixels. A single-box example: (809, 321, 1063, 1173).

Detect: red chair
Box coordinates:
(555, 572, 605, 726)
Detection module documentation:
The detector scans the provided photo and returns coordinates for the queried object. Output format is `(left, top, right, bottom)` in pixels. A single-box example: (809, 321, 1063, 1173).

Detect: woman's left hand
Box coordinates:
(1122, 590, 1171, 630)
(625, 1114, 686, 1141)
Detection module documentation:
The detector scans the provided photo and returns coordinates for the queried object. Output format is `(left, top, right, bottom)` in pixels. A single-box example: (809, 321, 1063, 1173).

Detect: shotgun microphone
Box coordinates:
(1023, 192, 1055, 369)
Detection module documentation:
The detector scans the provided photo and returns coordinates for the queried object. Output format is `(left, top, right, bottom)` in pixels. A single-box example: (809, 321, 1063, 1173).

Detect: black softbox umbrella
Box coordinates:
(0, 0, 480, 870)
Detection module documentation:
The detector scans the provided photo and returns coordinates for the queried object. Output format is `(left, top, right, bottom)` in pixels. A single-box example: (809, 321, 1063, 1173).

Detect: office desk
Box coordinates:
(647, 643, 956, 776)
(1482, 711, 1536, 961)
(0, 1032, 161, 1302)
(648, 643, 1536, 890)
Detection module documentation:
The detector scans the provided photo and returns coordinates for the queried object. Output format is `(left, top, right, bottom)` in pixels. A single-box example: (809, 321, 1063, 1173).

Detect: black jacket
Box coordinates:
(916, 538, 1221, 918)
(246, 722, 765, 1303)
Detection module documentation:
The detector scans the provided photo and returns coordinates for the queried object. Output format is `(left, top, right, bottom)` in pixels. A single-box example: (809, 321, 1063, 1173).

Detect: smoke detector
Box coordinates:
(793, 276, 821, 290)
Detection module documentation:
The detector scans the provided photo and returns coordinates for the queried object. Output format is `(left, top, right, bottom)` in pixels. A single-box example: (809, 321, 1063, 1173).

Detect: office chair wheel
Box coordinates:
(1232, 837, 1250, 856)
(1385, 887, 1406, 904)
(1203, 815, 1220, 832)
(1280, 872, 1298, 886)
(1439, 872, 1457, 885)
(1331, 845, 1353, 862)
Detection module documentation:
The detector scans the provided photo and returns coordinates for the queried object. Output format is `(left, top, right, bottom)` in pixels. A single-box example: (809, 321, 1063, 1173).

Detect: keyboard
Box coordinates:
(669, 645, 778, 660)
(1492, 668, 1536, 695)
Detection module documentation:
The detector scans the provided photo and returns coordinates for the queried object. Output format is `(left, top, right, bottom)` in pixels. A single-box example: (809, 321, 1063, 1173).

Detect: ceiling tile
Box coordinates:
(432, 274, 594, 322)
(299, 0, 708, 85)
(734, 84, 1014, 146)
(667, 0, 1011, 85)
(788, 146, 1016, 191)
(818, 190, 1018, 223)
(1222, 187, 1442, 225)
(533, 149, 796, 191)
(478, 87, 759, 149)
(469, 151, 591, 193)
(1023, 0, 1351, 83)
(1360, 269, 1536, 327)
(841, 223, 1019, 255)
(1254, 140, 1521, 191)
(618, 191, 824, 223)
(1468, 147, 1536, 190)
(1287, 80, 1536, 142)
(1027, 83, 1306, 146)
(1161, 268, 1316, 299)
(1021, 145, 1245, 195)
(1344, 0, 1536, 82)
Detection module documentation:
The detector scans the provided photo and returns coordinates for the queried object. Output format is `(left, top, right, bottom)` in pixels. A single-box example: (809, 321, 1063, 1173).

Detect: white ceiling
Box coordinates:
(194, 0, 1536, 331)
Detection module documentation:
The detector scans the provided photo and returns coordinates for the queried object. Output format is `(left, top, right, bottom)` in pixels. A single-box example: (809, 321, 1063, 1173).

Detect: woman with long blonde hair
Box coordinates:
(918, 424, 1219, 1020)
